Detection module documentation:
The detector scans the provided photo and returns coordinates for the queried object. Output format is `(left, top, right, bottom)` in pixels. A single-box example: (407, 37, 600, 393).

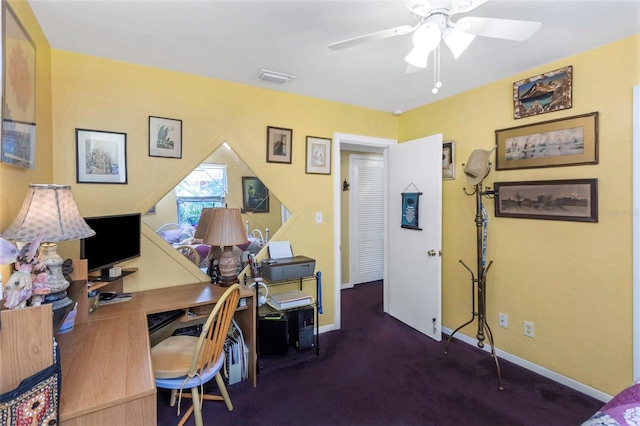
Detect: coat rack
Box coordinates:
(443, 164, 504, 391)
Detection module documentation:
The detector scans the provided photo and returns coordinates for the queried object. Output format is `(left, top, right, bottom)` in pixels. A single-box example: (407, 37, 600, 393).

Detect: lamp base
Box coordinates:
(40, 243, 73, 310)
(218, 245, 239, 287)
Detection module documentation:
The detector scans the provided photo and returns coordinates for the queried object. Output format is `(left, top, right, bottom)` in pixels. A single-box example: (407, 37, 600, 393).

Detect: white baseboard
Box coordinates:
(341, 282, 354, 290)
(442, 326, 612, 403)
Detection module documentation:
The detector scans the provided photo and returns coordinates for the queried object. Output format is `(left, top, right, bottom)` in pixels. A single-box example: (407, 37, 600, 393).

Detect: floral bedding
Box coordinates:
(582, 381, 640, 426)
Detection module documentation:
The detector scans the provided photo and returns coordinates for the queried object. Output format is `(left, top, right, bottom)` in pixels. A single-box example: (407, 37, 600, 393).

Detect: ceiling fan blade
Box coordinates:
(456, 16, 542, 41)
(328, 24, 416, 50)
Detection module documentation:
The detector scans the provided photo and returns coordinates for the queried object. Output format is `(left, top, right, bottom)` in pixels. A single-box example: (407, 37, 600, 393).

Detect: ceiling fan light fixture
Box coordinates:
(405, 46, 429, 69)
(412, 22, 441, 52)
(443, 26, 476, 59)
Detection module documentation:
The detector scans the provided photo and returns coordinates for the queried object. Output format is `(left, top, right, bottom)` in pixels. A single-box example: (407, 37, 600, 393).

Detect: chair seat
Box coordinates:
(155, 352, 224, 390)
(151, 335, 199, 379)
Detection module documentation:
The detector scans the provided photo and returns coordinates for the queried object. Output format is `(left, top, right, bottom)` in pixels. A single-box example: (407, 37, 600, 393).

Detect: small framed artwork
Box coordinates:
(495, 112, 598, 171)
(149, 116, 182, 159)
(267, 126, 292, 164)
(442, 140, 455, 180)
(76, 128, 127, 184)
(2, 3, 37, 167)
(401, 192, 422, 230)
(242, 176, 269, 213)
(513, 65, 573, 119)
(305, 136, 331, 175)
(494, 179, 598, 223)
(1, 121, 35, 168)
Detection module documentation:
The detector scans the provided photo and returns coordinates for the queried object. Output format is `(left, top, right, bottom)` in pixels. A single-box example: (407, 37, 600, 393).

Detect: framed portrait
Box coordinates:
(2, 3, 36, 167)
(1, 121, 35, 168)
(267, 126, 292, 164)
(242, 176, 269, 213)
(76, 128, 128, 184)
(495, 112, 598, 171)
(494, 179, 598, 223)
(401, 192, 422, 230)
(442, 140, 455, 180)
(513, 65, 573, 119)
(149, 116, 182, 158)
(305, 136, 331, 175)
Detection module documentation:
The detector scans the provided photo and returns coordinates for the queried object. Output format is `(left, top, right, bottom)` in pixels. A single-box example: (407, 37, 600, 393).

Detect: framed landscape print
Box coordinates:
(494, 179, 598, 223)
(305, 136, 331, 175)
(267, 126, 292, 164)
(1, 121, 35, 168)
(513, 65, 572, 119)
(495, 112, 598, 171)
(149, 116, 182, 158)
(76, 128, 128, 184)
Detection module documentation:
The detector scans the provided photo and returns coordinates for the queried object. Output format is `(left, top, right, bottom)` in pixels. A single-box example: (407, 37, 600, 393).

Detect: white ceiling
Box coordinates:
(27, 0, 640, 114)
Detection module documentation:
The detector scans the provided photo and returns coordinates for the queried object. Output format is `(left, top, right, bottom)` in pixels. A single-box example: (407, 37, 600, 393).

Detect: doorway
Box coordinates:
(333, 133, 396, 330)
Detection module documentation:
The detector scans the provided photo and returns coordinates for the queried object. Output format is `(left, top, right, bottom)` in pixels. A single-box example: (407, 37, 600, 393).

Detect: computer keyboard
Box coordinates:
(147, 309, 184, 333)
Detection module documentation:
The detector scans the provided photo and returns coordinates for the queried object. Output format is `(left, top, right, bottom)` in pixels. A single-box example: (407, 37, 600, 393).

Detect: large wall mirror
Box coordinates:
(142, 142, 290, 269)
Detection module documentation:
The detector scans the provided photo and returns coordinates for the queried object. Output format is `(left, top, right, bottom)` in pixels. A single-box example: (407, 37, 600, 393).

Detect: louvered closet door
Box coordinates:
(350, 154, 384, 285)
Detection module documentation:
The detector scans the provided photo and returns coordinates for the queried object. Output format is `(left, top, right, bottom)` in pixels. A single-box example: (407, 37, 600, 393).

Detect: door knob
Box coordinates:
(428, 249, 437, 257)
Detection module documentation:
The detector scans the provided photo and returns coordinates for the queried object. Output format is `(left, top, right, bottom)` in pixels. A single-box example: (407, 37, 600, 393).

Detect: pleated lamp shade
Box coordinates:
(2, 184, 95, 242)
(193, 208, 215, 240)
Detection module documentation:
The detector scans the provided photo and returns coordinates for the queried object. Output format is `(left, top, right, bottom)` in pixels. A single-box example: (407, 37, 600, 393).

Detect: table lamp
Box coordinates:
(193, 207, 214, 241)
(1, 184, 95, 309)
(202, 208, 248, 286)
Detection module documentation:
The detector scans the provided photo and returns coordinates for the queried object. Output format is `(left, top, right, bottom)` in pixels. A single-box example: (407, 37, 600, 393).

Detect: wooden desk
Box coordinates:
(56, 282, 256, 425)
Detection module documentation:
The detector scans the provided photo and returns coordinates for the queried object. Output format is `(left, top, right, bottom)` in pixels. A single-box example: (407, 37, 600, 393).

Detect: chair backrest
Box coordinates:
(187, 284, 241, 377)
(176, 245, 200, 266)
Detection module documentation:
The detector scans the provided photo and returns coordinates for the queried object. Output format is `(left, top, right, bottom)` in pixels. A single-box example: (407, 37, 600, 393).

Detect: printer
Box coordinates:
(261, 256, 316, 281)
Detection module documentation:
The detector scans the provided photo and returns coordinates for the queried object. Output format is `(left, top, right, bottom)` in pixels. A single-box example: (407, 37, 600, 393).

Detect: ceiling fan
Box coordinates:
(329, 0, 541, 92)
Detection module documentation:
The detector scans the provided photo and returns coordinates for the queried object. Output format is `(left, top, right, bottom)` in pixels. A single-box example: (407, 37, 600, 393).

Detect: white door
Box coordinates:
(386, 134, 443, 341)
(350, 154, 384, 285)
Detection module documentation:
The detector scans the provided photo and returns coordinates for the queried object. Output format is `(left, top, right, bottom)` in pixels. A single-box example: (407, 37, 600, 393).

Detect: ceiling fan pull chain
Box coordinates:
(432, 44, 442, 94)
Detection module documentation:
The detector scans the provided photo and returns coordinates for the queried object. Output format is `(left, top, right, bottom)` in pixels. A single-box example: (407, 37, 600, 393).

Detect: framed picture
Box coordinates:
(513, 65, 573, 119)
(149, 116, 182, 158)
(495, 111, 598, 171)
(2, 3, 36, 167)
(442, 140, 455, 180)
(494, 179, 598, 223)
(401, 192, 422, 230)
(267, 126, 292, 164)
(76, 128, 127, 184)
(242, 176, 269, 213)
(1, 121, 35, 168)
(305, 136, 331, 175)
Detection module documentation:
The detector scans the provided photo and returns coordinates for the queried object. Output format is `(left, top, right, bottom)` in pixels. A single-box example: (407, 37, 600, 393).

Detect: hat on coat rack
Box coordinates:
(463, 146, 496, 186)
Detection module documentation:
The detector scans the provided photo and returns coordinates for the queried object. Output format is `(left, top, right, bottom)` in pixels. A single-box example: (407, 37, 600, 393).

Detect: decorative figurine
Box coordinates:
(3, 233, 45, 309)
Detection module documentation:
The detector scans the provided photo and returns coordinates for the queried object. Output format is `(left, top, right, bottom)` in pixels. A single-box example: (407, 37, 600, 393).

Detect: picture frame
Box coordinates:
(442, 140, 455, 180)
(1, 121, 35, 168)
(267, 126, 292, 164)
(2, 3, 36, 168)
(305, 136, 331, 175)
(149, 116, 182, 159)
(495, 111, 598, 171)
(513, 65, 573, 119)
(401, 192, 422, 230)
(494, 179, 598, 223)
(76, 128, 128, 184)
(242, 176, 269, 213)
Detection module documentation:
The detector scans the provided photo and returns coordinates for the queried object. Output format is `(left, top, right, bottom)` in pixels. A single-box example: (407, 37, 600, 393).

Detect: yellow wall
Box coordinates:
(48, 49, 398, 326)
(399, 35, 640, 395)
(2, 0, 638, 397)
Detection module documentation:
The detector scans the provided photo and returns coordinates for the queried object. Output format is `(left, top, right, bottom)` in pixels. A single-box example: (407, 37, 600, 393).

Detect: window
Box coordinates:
(175, 163, 227, 225)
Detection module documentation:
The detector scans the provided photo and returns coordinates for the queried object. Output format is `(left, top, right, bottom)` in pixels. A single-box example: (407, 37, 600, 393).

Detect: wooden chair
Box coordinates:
(151, 284, 241, 426)
(175, 245, 200, 266)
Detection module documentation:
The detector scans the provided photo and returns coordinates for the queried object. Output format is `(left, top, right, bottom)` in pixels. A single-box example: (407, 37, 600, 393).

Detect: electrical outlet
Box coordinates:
(524, 320, 534, 338)
(498, 313, 508, 328)
(315, 212, 323, 224)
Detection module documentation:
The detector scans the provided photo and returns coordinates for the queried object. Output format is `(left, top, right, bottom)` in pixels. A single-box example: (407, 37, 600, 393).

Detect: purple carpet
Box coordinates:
(157, 281, 602, 425)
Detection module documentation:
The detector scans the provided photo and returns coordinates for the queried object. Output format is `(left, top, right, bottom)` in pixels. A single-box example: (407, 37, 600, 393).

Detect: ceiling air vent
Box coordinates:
(255, 69, 296, 84)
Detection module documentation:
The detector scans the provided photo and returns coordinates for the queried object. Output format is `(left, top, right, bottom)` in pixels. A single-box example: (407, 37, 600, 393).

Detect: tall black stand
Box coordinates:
(443, 182, 504, 391)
